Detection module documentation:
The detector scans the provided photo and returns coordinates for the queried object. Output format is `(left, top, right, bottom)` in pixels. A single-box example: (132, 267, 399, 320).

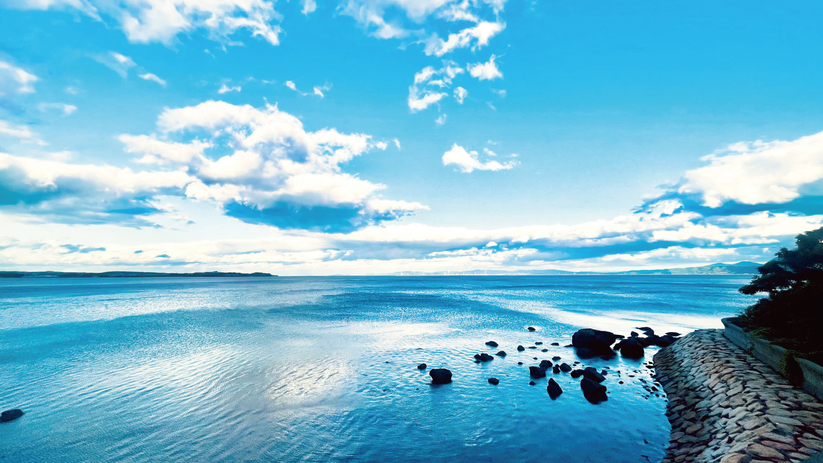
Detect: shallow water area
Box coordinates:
(0, 275, 754, 462)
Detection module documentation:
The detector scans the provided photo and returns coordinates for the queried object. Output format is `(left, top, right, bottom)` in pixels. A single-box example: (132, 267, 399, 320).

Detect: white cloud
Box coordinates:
(12, 0, 284, 46)
(435, 114, 447, 125)
(424, 21, 505, 57)
(37, 102, 78, 115)
(218, 84, 241, 93)
(0, 120, 37, 139)
(93, 51, 136, 78)
(454, 86, 467, 104)
(468, 54, 502, 81)
(676, 131, 823, 207)
(408, 87, 447, 112)
(285, 80, 297, 91)
(0, 60, 38, 97)
(139, 72, 167, 86)
(393, 138, 401, 149)
(313, 86, 324, 98)
(442, 143, 517, 173)
(301, 0, 316, 15)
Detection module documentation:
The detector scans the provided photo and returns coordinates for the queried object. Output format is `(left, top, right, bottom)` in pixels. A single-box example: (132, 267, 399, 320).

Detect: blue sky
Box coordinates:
(1, 0, 822, 274)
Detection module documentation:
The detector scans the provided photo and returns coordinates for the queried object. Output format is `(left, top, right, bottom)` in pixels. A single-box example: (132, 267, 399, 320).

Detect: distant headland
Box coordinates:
(0, 271, 276, 278)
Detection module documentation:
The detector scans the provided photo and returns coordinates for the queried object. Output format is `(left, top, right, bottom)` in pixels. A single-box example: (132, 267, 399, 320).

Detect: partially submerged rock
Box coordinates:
(485, 341, 499, 348)
(615, 336, 644, 359)
(583, 367, 605, 383)
(529, 366, 547, 378)
(547, 378, 563, 399)
(474, 353, 494, 362)
(559, 363, 571, 372)
(417, 363, 427, 370)
(430, 368, 452, 384)
(539, 360, 553, 370)
(0, 409, 23, 423)
(496, 351, 507, 357)
(488, 377, 499, 385)
(580, 377, 608, 403)
(527, 326, 536, 331)
(517, 345, 525, 352)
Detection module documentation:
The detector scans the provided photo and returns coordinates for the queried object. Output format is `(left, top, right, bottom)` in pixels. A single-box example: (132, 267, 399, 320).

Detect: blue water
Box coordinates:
(0, 276, 755, 462)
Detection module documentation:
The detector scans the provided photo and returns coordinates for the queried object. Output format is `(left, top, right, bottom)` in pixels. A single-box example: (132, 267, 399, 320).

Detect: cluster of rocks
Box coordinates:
(654, 329, 823, 463)
(421, 326, 671, 404)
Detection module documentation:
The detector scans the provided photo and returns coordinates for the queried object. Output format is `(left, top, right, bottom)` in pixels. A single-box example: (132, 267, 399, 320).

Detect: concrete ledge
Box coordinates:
(723, 317, 823, 402)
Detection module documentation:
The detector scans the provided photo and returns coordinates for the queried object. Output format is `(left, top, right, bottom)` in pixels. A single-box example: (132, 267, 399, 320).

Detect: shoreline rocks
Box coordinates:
(654, 329, 823, 463)
(430, 368, 452, 384)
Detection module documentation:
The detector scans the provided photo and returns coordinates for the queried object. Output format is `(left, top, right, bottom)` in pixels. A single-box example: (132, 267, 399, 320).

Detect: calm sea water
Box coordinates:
(0, 275, 755, 462)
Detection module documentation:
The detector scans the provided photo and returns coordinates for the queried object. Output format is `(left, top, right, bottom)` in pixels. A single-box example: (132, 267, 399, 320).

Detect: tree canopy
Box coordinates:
(739, 226, 823, 361)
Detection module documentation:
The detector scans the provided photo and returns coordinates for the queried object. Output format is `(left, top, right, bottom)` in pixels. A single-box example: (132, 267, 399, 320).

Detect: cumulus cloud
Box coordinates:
(442, 143, 517, 173)
(37, 102, 77, 115)
(408, 62, 463, 111)
(301, 0, 316, 15)
(468, 54, 502, 81)
(139, 72, 167, 86)
(424, 21, 505, 57)
(218, 84, 241, 93)
(454, 86, 467, 104)
(10, 0, 283, 46)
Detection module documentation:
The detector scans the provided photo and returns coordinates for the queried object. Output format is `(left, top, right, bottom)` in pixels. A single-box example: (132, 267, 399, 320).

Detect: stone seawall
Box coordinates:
(653, 329, 823, 463)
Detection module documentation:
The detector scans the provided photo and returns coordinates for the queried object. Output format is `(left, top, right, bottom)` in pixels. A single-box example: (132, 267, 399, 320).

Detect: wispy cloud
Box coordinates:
(442, 143, 518, 173)
(139, 73, 167, 87)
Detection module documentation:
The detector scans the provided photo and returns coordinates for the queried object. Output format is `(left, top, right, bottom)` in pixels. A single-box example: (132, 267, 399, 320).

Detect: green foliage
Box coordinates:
(739, 226, 823, 361)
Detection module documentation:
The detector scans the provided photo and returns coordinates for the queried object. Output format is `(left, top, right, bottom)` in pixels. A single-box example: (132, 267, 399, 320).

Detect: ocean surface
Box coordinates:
(0, 275, 755, 462)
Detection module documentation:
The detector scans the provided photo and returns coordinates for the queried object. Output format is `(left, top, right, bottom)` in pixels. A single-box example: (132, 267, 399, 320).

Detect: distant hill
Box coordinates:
(0, 271, 276, 278)
(614, 261, 762, 276)
(393, 262, 763, 276)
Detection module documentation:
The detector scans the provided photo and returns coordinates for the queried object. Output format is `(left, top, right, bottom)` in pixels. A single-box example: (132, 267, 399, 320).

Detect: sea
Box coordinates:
(0, 275, 755, 462)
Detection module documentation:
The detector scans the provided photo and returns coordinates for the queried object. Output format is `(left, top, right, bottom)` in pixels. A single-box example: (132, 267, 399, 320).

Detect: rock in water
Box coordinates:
(488, 377, 500, 385)
(0, 409, 24, 423)
(665, 332, 681, 337)
(430, 368, 452, 384)
(417, 363, 427, 370)
(485, 341, 499, 347)
(552, 365, 560, 374)
(551, 342, 559, 346)
(572, 328, 617, 358)
(529, 366, 547, 378)
(496, 351, 507, 357)
(583, 367, 605, 383)
(535, 341, 543, 345)
(552, 356, 561, 361)
(529, 381, 536, 386)
(539, 360, 553, 370)
(517, 345, 525, 352)
(570, 369, 585, 378)
(580, 378, 608, 403)
(527, 327, 536, 331)
(615, 337, 644, 359)
(559, 363, 571, 372)
(547, 378, 563, 399)
(474, 353, 494, 362)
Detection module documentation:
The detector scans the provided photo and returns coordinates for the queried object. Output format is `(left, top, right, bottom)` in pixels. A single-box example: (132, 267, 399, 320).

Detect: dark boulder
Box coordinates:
(541, 349, 548, 352)
(552, 365, 560, 374)
(630, 331, 639, 337)
(0, 409, 24, 423)
(517, 361, 523, 365)
(488, 377, 500, 385)
(583, 367, 605, 383)
(529, 366, 547, 378)
(535, 342, 543, 345)
(528, 326, 536, 331)
(572, 329, 617, 358)
(570, 369, 585, 378)
(552, 356, 561, 361)
(539, 360, 553, 370)
(547, 378, 563, 399)
(636, 326, 654, 336)
(417, 363, 427, 370)
(528, 346, 537, 349)
(517, 345, 525, 352)
(430, 368, 452, 384)
(665, 332, 681, 337)
(529, 381, 536, 385)
(474, 353, 494, 362)
(496, 351, 507, 357)
(551, 342, 559, 346)
(580, 378, 608, 403)
(485, 341, 499, 348)
(615, 337, 644, 359)
(657, 335, 677, 347)
(559, 363, 571, 372)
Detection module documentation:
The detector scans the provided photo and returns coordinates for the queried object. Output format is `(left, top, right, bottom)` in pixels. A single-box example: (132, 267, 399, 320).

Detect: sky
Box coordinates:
(1, 0, 823, 275)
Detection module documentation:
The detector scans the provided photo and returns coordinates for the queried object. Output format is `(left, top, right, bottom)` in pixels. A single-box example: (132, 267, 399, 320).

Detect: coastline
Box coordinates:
(654, 330, 823, 462)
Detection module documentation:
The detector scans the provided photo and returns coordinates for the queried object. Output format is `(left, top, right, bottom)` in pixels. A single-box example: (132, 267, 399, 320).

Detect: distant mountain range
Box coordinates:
(394, 261, 763, 276)
(0, 271, 275, 278)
